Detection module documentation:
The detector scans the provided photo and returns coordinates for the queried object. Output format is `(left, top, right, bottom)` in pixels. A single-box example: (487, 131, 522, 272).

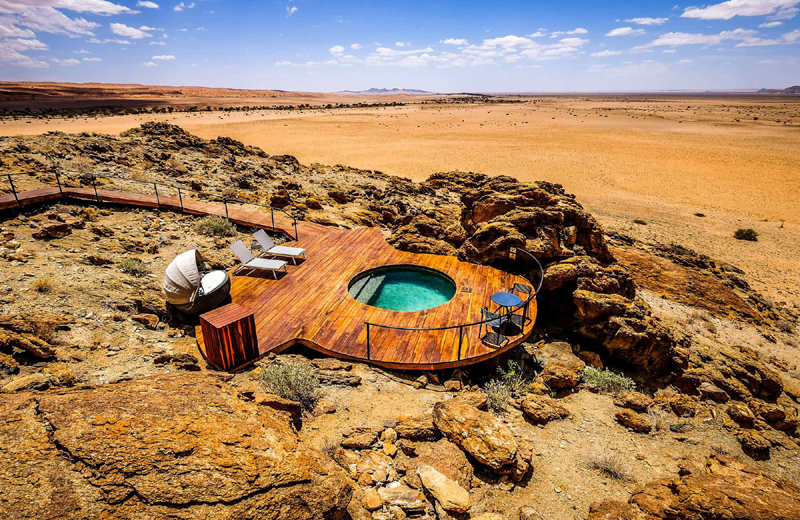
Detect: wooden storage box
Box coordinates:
(200, 303, 258, 370)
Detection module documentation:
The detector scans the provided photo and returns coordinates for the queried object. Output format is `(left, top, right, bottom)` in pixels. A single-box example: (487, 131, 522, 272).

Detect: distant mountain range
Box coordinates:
(757, 85, 800, 94)
(338, 88, 435, 95)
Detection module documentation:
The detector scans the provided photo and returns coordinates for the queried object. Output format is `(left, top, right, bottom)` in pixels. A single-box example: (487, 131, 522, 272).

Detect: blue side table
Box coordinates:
(491, 291, 522, 323)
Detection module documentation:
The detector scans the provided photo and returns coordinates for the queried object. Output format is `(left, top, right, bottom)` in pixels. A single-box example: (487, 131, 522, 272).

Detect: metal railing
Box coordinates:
(2, 169, 301, 241)
(364, 247, 545, 362)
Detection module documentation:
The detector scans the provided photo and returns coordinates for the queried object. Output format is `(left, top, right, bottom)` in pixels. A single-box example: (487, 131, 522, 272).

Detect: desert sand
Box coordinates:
(2, 94, 799, 308)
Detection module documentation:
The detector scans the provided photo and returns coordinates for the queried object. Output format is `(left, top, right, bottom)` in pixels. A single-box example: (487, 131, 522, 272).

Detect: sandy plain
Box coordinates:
(2, 93, 799, 310)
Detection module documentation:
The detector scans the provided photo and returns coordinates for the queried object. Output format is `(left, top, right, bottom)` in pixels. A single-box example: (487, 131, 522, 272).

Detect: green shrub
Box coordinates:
(633, 219, 647, 225)
(196, 215, 236, 237)
(119, 258, 149, 277)
(483, 360, 534, 414)
(668, 243, 691, 256)
(259, 362, 320, 411)
(734, 228, 758, 242)
(581, 366, 636, 395)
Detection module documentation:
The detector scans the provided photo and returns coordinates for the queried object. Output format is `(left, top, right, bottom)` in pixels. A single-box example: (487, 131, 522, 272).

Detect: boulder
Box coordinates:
(698, 381, 730, 402)
(615, 409, 652, 433)
(396, 413, 438, 441)
(0, 352, 20, 375)
(577, 350, 604, 369)
(41, 363, 76, 387)
(355, 450, 396, 485)
(534, 341, 585, 390)
(377, 483, 427, 513)
(0, 328, 56, 359)
(416, 465, 471, 513)
(590, 453, 800, 519)
(736, 429, 771, 456)
(2, 374, 352, 518)
(341, 426, 381, 449)
(131, 313, 160, 330)
(401, 438, 473, 490)
(32, 223, 72, 239)
(727, 402, 756, 424)
(520, 395, 569, 425)
(614, 392, 653, 411)
(362, 488, 384, 511)
(432, 399, 528, 479)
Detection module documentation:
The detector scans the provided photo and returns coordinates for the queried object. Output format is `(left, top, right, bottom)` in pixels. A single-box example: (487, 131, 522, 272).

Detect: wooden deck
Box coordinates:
(1, 184, 536, 370)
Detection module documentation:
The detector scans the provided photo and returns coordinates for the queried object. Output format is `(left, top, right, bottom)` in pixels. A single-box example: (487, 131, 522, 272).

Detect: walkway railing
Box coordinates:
(2, 169, 301, 241)
(364, 247, 545, 362)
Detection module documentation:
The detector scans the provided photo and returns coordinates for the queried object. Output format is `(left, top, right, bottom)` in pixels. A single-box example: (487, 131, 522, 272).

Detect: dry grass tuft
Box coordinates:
(119, 258, 149, 277)
(585, 448, 632, 481)
(32, 276, 55, 293)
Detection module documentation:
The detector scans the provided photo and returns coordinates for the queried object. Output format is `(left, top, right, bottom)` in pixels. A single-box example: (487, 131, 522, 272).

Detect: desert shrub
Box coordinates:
(585, 449, 631, 481)
(33, 276, 54, 293)
(89, 328, 106, 346)
(483, 360, 534, 414)
(694, 212, 706, 217)
(319, 434, 341, 458)
(484, 379, 512, 413)
(668, 243, 691, 256)
(165, 155, 188, 173)
(221, 187, 238, 199)
(734, 228, 758, 242)
(33, 321, 57, 343)
(776, 320, 794, 334)
(196, 215, 236, 237)
(259, 362, 320, 411)
(633, 219, 647, 225)
(119, 258, 149, 277)
(581, 367, 636, 395)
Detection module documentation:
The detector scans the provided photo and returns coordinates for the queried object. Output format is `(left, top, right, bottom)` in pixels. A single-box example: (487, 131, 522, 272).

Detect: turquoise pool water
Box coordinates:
(349, 266, 457, 312)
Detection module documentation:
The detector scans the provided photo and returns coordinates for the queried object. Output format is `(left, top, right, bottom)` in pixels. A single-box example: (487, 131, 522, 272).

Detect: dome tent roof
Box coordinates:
(163, 249, 204, 305)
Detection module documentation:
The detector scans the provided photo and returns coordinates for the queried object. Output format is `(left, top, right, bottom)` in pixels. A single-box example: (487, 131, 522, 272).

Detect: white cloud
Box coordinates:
(662, 48, 677, 53)
(440, 38, 468, 45)
(329, 44, 344, 55)
(149, 40, 165, 45)
(173, 1, 194, 11)
(0, 37, 48, 67)
(760, 20, 783, 26)
(73, 48, 89, 53)
(87, 37, 129, 43)
(640, 28, 759, 47)
(139, 25, 159, 30)
(350, 43, 361, 49)
(395, 41, 404, 47)
(142, 61, 157, 66)
(51, 56, 79, 65)
(527, 31, 545, 37)
(551, 27, 588, 37)
(681, 0, 800, 20)
(606, 27, 646, 36)
(151, 54, 174, 60)
(591, 49, 623, 56)
(0, 19, 35, 37)
(110, 22, 151, 38)
(136, 0, 158, 7)
(286, 5, 296, 16)
(625, 17, 669, 25)
(82, 56, 100, 61)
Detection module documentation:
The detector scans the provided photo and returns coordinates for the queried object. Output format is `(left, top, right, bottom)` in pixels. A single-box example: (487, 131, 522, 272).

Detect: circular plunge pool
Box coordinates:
(348, 265, 457, 312)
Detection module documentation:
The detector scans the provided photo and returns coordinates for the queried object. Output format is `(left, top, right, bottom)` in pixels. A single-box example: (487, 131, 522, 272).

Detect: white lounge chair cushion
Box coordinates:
(246, 257, 287, 270)
(267, 245, 305, 257)
(201, 270, 228, 293)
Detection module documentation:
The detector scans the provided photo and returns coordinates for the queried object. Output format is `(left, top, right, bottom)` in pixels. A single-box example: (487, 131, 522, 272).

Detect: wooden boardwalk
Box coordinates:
(1, 184, 536, 370)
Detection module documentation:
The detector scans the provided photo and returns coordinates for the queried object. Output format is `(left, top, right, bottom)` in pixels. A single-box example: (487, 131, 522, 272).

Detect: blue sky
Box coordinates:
(1, 0, 799, 91)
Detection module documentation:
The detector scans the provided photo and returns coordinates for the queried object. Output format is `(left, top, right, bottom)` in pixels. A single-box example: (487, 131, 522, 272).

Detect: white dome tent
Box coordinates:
(163, 249, 231, 315)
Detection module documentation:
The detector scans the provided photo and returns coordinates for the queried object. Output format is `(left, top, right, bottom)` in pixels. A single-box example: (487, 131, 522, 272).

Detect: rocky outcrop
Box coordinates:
(416, 465, 471, 513)
(0, 373, 352, 519)
(520, 394, 570, 425)
(588, 453, 800, 520)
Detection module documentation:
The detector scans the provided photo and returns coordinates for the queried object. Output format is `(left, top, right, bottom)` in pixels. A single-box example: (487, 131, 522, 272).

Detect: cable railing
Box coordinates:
(364, 247, 545, 362)
(1, 169, 301, 241)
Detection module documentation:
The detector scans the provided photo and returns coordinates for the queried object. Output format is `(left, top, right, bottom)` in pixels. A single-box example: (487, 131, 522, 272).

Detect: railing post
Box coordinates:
(224, 199, 229, 219)
(270, 207, 275, 231)
(177, 187, 183, 211)
(294, 220, 299, 241)
(153, 182, 160, 207)
(55, 170, 63, 195)
(458, 325, 463, 361)
(366, 323, 371, 360)
(7, 175, 20, 207)
(91, 174, 99, 202)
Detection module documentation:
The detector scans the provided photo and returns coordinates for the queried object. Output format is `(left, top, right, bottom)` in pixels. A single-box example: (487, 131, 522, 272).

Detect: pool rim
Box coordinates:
(347, 263, 458, 313)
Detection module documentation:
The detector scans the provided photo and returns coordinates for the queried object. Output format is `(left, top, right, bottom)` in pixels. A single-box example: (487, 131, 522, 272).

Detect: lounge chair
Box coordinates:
(252, 229, 306, 264)
(478, 307, 509, 348)
(230, 240, 288, 278)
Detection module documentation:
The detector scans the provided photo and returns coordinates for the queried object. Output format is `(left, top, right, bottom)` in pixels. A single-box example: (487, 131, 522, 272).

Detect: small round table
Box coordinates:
(491, 291, 522, 322)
